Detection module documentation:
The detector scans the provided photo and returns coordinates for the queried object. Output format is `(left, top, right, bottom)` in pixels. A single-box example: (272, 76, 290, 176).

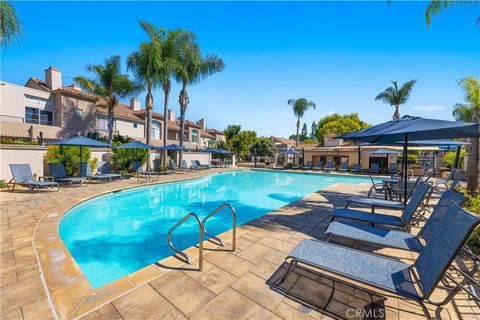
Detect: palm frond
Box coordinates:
(426, 0, 479, 28)
(452, 103, 474, 122)
(0, 1, 23, 49)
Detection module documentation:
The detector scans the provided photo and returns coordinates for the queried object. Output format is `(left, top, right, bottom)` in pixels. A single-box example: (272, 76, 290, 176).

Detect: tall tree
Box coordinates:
(300, 123, 308, 141)
(316, 113, 370, 143)
(375, 80, 417, 120)
(174, 33, 225, 164)
(127, 21, 164, 168)
(75, 56, 142, 143)
(287, 98, 316, 145)
(137, 23, 189, 166)
(452, 76, 480, 194)
(425, 0, 479, 28)
(0, 0, 23, 49)
(310, 121, 318, 139)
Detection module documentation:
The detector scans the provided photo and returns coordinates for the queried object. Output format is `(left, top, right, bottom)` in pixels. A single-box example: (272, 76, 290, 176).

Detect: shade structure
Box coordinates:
(156, 144, 191, 151)
(200, 147, 220, 153)
(48, 136, 111, 148)
(114, 140, 153, 149)
(368, 149, 401, 155)
(339, 116, 479, 143)
(217, 148, 232, 155)
(279, 149, 301, 155)
(47, 136, 111, 177)
(339, 116, 480, 204)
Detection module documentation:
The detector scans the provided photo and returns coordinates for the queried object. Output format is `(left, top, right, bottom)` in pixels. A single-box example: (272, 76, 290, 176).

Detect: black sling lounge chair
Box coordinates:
(275, 204, 480, 319)
(8, 164, 59, 192)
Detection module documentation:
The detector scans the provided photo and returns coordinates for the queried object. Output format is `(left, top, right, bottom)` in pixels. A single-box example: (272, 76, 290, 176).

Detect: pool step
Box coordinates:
(167, 203, 237, 272)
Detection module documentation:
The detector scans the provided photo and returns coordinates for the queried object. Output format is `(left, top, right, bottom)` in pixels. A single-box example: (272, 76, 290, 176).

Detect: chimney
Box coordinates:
(198, 118, 206, 130)
(45, 66, 62, 90)
(130, 98, 141, 111)
(168, 109, 176, 121)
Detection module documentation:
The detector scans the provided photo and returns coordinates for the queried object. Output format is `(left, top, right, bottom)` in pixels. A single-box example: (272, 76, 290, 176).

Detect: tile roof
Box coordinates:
(176, 119, 202, 129)
(205, 129, 225, 135)
(96, 101, 143, 122)
(54, 87, 98, 101)
(134, 110, 181, 130)
(201, 130, 216, 139)
(25, 78, 51, 92)
(271, 136, 296, 145)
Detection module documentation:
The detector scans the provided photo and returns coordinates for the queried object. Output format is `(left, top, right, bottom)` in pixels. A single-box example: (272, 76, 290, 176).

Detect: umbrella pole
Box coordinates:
(402, 134, 408, 205)
(453, 145, 462, 169)
(80, 146, 83, 177)
(358, 145, 361, 168)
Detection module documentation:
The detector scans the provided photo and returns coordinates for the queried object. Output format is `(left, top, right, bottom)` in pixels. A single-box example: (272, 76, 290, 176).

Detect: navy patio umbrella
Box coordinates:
(48, 136, 111, 176)
(368, 149, 401, 155)
(279, 149, 301, 155)
(200, 147, 220, 153)
(156, 144, 191, 151)
(338, 116, 480, 204)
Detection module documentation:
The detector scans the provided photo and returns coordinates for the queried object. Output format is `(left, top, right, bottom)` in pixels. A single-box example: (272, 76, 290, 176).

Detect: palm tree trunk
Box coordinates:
(466, 108, 479, 194)
(296, 117, 300, 146)
(178, 83, 189, 168)
(107, 102, 114, 144)
(393, 105, 400, 121)
(162, 80, 171, 169)
(145, 83, 153, 170)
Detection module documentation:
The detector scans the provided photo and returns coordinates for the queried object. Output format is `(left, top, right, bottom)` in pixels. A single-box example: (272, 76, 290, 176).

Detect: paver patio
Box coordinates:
(1, 168, 479, 320)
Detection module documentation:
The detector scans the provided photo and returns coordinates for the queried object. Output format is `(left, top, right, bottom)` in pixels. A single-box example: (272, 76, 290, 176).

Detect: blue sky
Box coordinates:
(2, 1, 479, 137)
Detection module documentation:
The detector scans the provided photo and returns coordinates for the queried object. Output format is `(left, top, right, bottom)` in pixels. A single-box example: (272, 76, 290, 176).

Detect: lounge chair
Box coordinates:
(312, 161, 323, 171)
(366, 175, 386, 197)
(48, 163, 84, 185)
(338, 161, 348, 172)
(190, 160, 203, 171)
(325, 189, 467, 252)
(430, 168, 456, 191)
(369, 163, 380, 174)
(349, 163, 361, 173)
(79, 162, 120, 182)
(194, 160, 210, 169)
(133, 160, 159, 182)
(302, 161, 312, 170)
(275, 204, 480, 319)
(179, 160, 191, 172)
(330, 182, 431, 229)
(387, 163, 398, 175)
(8, 164, 59, 192)
(323, 161, 335, 172)
(97, 161, 122, 180)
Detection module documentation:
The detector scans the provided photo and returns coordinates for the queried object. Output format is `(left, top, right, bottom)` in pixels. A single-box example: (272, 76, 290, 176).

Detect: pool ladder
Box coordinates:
(167, 203, 237, 271)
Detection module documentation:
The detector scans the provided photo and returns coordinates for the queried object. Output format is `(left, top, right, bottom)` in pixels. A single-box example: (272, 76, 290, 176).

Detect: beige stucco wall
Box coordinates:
(114, 119, 145, 139)
(1, 81, 54, 123)
(0, 145, 49, 180)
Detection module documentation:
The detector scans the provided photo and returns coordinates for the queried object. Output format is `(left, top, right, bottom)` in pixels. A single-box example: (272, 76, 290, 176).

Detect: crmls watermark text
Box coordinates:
(346, 308, 385, 318)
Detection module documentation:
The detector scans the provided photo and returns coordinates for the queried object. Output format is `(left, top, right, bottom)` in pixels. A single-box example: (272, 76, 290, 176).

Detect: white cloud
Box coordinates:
(412, 105, 446, 112)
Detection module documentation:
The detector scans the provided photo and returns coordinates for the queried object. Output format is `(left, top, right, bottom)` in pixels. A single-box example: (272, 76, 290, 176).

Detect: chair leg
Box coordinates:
(274, 259, 298, 286)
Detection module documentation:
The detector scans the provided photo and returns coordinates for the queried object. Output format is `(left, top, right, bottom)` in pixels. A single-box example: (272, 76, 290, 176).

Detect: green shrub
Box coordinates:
(111, 135, 148, 172)
(442, 149, 466, 168)
(0, 137, 39, 145)
(45, 145, 92, 176)
(460, 189, 480, 251)
(0, 179, 7, 189)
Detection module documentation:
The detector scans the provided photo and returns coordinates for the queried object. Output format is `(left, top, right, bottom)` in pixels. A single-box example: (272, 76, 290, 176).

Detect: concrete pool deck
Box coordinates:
(1, 168, 479, 319)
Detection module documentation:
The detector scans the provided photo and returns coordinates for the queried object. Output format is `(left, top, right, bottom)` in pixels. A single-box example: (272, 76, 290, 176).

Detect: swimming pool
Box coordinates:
(60, 170, 372, 288)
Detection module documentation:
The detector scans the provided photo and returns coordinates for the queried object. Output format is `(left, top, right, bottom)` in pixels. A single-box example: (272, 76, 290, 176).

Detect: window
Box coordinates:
(25, 95, 51, 107)
(25, 107, 53, 125)
(74, 108, 83, 116)
(133, 123, 138, 128)
(97, 118, 108, 131)
(151, 121, 161, 140)
(192, 130, 199, 143)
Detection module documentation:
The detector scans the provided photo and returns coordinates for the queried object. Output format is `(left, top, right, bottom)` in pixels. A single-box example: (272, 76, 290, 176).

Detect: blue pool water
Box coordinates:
(60, 170, 371, 288)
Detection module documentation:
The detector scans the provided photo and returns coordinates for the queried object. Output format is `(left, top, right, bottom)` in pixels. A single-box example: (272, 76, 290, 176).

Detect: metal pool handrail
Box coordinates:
(167, 212, 204, 271)
(202, 203, 237, 252)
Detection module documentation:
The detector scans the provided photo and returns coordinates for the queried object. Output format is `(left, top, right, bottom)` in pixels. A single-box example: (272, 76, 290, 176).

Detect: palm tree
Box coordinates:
(127, 21, 165, 168)
(0, 0, 23, 49)
(452, 76, 480, 194)
(425, 0, 479, 28)
(375, 80, 417, 120)
(135, 22, 187, 167)
(75, 56, 142, 144)
(287, 98, 316, 145)
(174, 34, 225, 164)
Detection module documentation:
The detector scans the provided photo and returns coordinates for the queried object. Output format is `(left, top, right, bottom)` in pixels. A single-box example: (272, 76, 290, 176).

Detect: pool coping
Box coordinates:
(32, 168, 374, 319)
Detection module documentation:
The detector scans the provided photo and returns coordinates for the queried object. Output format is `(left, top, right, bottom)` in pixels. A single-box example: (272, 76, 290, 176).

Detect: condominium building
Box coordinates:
(0, 66, 225, 148)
